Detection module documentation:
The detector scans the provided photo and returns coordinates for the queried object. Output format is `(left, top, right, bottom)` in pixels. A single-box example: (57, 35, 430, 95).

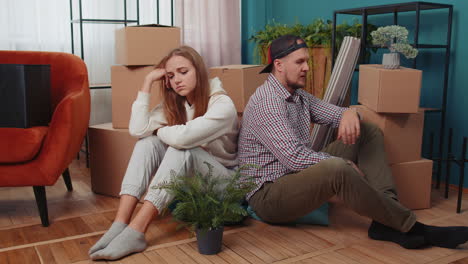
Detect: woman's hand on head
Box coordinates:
(140, 68, 169, 93)
(146, 68, 167, 82)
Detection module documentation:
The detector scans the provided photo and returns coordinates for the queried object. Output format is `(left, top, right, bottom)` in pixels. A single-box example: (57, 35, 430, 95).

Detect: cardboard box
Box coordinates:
(0, 64, 51, 128)
(89, 123, 138, 197)
(391, 159, 433, 209)
(111, 65, 163, 129)
(115, 24, 180, 66)
(351, 105, 424, 164)
(209, 65, 268, 112)
(358, 64, 422, 113)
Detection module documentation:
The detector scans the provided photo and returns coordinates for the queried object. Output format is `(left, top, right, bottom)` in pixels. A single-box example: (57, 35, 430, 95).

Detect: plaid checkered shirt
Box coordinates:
(239, 74, 347, 200)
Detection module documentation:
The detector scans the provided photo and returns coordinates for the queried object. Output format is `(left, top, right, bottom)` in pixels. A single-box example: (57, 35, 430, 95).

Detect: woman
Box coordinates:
(89, 46, 238, 260)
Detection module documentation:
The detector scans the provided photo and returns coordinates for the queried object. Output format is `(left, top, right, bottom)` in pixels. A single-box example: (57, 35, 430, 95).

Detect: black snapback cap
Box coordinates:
(260, 35, 308, 74)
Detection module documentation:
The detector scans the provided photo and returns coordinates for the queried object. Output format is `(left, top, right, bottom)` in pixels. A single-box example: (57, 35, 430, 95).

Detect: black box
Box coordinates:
(0, 64, 51, 128)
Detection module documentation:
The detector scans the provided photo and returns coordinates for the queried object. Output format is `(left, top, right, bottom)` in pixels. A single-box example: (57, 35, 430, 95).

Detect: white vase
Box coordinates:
(382, 53, 400, 69)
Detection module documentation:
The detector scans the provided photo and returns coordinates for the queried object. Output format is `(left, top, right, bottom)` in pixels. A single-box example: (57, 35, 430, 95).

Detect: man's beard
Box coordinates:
(286, 78, 305, 90)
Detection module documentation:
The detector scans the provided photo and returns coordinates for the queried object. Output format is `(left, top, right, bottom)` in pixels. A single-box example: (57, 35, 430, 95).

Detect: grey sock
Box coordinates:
(88, 221, 127, 255)
(90, 226, 147, 260)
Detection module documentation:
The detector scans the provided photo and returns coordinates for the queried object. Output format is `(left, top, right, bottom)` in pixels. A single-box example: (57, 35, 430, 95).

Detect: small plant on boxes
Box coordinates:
(156, 162, 255, 255)
(371, 25, 418, 69)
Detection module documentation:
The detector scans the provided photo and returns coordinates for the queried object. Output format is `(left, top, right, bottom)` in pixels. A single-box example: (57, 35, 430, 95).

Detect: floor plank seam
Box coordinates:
(272, 244, 345, 263)
(0, 208, 118, 231)
(0, 231, 106, 253)
(34, 246, 45, 264)
(426, 251, 468, 264)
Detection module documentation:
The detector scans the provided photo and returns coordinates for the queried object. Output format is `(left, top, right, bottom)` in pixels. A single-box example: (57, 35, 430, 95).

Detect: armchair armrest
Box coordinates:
(35, 80, 90, 184)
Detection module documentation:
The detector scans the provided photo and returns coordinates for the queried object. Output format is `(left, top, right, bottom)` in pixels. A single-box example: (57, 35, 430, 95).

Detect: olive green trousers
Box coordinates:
(249, 122, 416, 232)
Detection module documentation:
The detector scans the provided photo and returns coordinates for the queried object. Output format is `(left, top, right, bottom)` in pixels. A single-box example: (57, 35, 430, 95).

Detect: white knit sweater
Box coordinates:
(128, 77, 239, 167)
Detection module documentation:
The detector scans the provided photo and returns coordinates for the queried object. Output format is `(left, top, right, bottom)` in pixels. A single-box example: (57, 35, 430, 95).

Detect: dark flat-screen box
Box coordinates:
(0, 64, 51, 128)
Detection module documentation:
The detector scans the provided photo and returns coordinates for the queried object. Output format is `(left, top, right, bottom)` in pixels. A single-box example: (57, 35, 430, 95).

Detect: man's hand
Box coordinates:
(337, 108, 360, 145)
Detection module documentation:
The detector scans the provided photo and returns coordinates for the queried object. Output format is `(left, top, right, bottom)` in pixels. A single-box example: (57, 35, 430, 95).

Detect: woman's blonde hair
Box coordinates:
(157, 46, 209, 126)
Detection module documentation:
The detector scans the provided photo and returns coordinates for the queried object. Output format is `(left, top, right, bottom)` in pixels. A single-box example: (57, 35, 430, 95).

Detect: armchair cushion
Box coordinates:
(0, 127, 48, 163)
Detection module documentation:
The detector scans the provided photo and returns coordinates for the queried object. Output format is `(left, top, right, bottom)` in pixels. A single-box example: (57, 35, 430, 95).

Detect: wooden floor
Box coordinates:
(1, 157, 468, 264)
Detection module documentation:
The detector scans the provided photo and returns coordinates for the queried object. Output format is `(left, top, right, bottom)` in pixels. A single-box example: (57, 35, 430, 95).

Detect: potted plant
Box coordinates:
(157, 162, 255, 255)
(371, 25, 419, 69)
(250, 19, 376, 98)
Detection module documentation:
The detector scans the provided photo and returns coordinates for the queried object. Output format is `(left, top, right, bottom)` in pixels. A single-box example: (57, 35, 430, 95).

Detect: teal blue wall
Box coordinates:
(242, 0, 468, 188)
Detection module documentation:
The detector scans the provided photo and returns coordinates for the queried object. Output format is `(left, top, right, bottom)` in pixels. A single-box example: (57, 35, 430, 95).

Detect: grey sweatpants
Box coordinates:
(120, 136, 236, 211)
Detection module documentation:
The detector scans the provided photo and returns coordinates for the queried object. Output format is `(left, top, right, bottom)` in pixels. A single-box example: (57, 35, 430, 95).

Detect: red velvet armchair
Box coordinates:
(0, 51, 90, 226)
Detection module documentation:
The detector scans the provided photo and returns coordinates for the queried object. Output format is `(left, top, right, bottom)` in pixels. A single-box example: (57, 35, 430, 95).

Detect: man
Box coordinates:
(239, 34, 468, 249)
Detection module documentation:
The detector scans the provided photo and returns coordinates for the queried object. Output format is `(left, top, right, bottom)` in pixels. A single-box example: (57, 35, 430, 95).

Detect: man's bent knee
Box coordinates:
(317, 158, 361, 185)
(319, 158, 350, 172)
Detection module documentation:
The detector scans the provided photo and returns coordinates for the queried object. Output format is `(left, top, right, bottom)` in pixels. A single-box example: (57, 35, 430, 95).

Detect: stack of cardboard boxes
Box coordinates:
(89, 25, 180, 197)
(88, 25, 269, 197)
(353, 64, 432, 209)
